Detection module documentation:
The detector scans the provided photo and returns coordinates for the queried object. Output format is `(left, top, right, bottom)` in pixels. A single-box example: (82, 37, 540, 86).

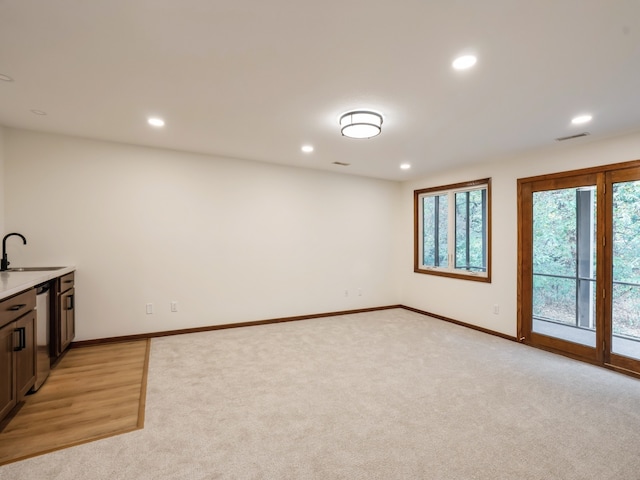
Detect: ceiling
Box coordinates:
(1, 1, 639, 181)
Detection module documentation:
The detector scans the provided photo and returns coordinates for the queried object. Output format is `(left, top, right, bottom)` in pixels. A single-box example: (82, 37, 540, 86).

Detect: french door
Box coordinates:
(606, 167, 640, 371)
(519, 161, 640, 375)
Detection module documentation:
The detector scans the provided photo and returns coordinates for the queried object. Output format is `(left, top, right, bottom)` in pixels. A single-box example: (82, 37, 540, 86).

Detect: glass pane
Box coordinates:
(454, 189, 486, 272)
(533, 275, 576, 325)
(532, 275, 595, 347)
(532, 189, 577, 277)
(611, 180, 640, 360)
(422, 194, 448, 267)
(531, 186, 596, 347)
(422, 196, 436, 266)
(438, 195, 448, 267)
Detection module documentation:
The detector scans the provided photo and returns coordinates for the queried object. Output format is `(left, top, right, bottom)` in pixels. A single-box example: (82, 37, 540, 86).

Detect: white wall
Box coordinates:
(4, 129, 402, 340)
(399, 130, 640, 337)
(6, 127, 639, 342)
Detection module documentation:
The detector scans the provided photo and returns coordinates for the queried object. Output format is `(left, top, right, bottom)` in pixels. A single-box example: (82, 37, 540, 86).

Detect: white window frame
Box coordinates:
(414, 178, 491, 283)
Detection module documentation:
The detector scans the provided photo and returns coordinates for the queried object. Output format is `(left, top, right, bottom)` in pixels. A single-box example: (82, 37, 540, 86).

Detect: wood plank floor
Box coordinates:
(0, 339, 150, 466)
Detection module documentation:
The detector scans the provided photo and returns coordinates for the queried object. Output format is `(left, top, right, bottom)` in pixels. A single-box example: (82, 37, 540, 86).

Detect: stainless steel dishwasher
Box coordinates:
(32, 282, 51, 392)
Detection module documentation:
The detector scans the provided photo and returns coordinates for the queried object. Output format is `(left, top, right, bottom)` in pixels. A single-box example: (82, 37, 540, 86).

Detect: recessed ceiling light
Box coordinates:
(30, 109, 47, 115)
(571, 114, 593, 125)
(0, 74, 13, 82)
(301, 145, 314, 153)
(452, 55, 477, 70)
(148, 117, 165, 127)
(400, 163, 411, 170)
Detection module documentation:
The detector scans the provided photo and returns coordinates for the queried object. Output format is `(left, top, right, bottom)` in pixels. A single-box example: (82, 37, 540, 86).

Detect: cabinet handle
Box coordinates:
(13, 327, 25, 351)
(66, 295, 74, 310)
(64, 280, 73, 283)
(9, 303, 26, 311)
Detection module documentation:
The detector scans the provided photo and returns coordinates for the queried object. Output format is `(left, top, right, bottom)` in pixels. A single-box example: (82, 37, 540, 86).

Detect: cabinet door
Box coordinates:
(0, 321, 17, 420)
(66, 288, 75, 344)
(60, 288, 75, 352)
(15, 312, 36, 399)
(52, 292, 62, 359)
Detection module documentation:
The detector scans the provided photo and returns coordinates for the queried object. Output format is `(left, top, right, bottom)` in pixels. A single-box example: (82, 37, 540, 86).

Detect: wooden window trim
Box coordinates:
(414, 178, 492, 283)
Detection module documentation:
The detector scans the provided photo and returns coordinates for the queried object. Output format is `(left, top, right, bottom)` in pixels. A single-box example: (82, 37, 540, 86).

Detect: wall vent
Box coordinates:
(332, 161, 351, 166)
(555, 132, 590, 142)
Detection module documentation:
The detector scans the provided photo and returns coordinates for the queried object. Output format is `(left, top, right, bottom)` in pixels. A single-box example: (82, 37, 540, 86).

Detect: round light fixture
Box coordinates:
(452, 55, 477, 70)
(571, 114, 593, 125)
(339, 110, 383, 139)
(400, 163, 411, 170)
(301, 145, 314, 153)
(148, 117, 165, 127)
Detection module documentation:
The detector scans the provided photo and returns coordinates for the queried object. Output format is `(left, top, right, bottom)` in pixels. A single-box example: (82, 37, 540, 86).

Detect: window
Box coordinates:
(414, 178, 491, 282)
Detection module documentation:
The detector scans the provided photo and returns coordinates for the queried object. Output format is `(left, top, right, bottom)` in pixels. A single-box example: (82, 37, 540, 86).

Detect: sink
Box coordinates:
(6, 267, 66, 272)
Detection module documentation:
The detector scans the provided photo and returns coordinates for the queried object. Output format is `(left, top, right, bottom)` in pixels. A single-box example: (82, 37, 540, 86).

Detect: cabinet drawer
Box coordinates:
(57, 272, 75, 293)
(0, 289, 36, 328)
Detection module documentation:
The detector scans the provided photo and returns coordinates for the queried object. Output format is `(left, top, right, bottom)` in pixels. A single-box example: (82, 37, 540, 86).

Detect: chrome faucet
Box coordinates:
(1, 233, 27, 271)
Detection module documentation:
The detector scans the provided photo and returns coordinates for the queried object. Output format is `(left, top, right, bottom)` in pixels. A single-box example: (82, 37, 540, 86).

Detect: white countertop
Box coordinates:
(0, 266, 76, 300)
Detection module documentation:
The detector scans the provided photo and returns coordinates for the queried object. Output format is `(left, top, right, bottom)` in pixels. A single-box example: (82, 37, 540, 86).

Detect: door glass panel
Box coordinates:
(611, 180, 640, 360)
(531, 187, 596, 347)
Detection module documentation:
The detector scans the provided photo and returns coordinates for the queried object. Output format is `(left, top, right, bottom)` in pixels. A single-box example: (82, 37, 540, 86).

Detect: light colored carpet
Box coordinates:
(2, 308, 640, 479)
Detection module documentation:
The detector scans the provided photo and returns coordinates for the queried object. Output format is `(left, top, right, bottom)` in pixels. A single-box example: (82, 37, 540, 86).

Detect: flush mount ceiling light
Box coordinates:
(301, 145, 314, 153)
(571, 114, 593, 125)
(339, 110, 383, 139)
(400, 163, 411, 170)
(452, 55, 477, 70)
(147, 117, 165, 127)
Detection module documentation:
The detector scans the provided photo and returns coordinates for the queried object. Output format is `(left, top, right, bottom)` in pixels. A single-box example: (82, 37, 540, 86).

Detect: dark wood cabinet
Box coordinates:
(0, 289, 37, 422)
(59, 287, 75, 353)
(15, 311, 37, 398)
(52, 272, 75, 360)
(0, 321, 17, 421)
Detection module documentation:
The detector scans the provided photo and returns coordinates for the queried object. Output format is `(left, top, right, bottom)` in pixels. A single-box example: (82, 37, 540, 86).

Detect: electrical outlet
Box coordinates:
(344, 289, 349, 297)
(358, 288, 362, 296)
(171, 301, 178, 312)
(146, 303, 153, 314)
(493, 304, 500, 315)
